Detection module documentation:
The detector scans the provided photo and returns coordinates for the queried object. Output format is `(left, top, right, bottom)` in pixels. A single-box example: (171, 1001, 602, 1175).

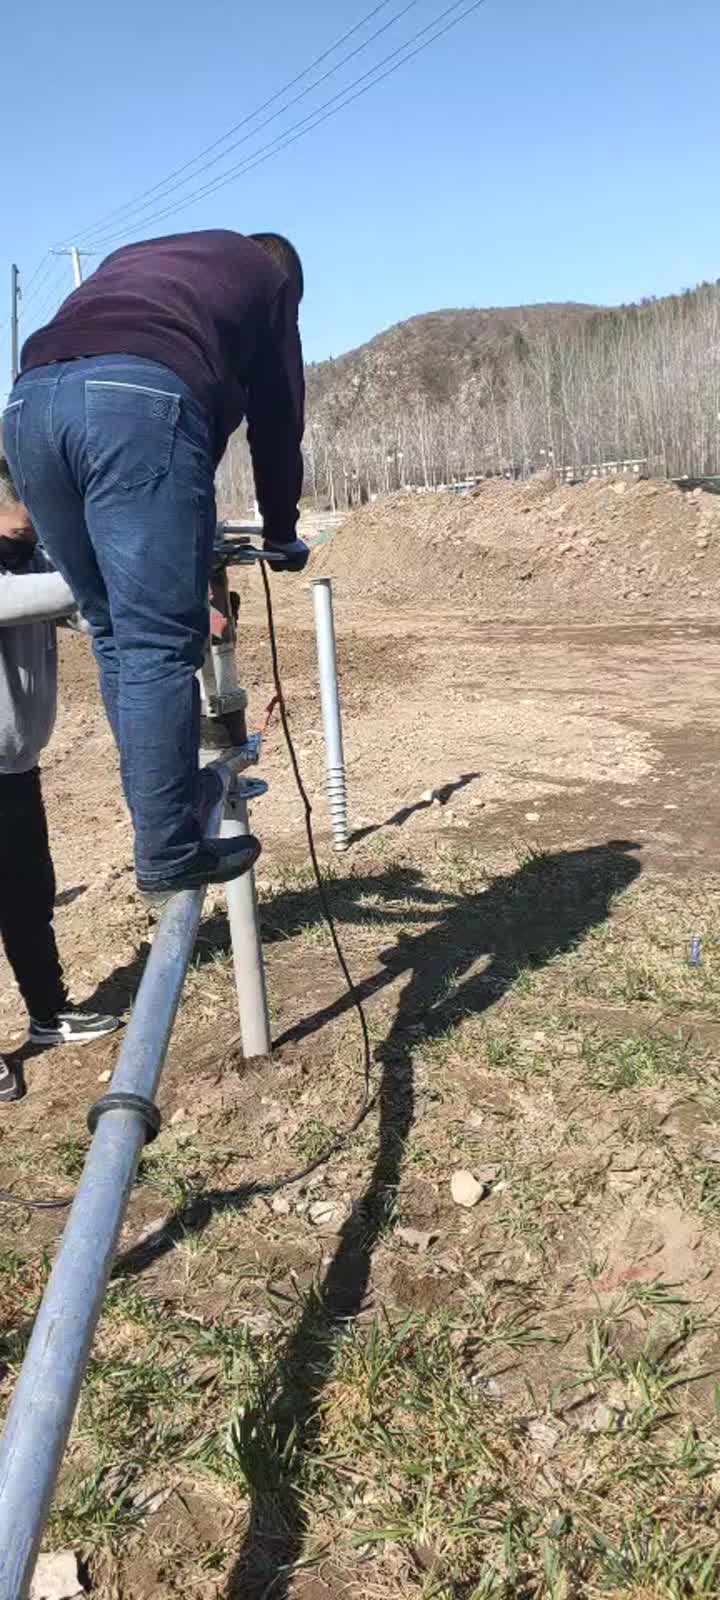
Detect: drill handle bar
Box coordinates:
(213, 527, 296, 573)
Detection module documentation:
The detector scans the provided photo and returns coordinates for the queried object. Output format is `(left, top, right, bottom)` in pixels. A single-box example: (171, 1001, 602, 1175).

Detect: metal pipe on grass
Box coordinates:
(312, 578, 350, 852)
(0, 767, 229, 1600)
(221, 776, 272, 1058)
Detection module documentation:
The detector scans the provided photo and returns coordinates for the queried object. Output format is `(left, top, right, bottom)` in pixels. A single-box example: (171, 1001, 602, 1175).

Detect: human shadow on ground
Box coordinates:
(219, 839, 641, 1597)
(79, 943, 152, 1020)
(109, 841, 641, 1596)
(83, 768, 479, 1017)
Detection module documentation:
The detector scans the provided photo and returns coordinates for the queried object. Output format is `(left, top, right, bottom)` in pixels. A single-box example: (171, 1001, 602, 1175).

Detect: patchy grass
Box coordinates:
(3, 840, 720, 1597)
(581, 1033, 694, 1092)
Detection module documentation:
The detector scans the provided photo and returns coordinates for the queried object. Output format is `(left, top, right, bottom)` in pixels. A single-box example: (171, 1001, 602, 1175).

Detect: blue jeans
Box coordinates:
(2, 356, 216, 885)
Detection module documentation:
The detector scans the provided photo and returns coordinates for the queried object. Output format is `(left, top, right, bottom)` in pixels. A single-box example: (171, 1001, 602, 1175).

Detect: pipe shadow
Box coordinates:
(350, 771, 481, 843)
(55, 884, 87, 909)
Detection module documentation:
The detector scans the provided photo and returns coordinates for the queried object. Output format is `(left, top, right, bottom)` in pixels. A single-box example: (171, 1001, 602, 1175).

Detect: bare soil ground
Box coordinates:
(2, 485, 720, 1600)
(313, 476, 720, 617)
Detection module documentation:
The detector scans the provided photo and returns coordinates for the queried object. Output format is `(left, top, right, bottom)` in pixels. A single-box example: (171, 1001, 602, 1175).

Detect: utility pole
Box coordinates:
(51, 246, 93, 288)
(10, 264, 20, 384)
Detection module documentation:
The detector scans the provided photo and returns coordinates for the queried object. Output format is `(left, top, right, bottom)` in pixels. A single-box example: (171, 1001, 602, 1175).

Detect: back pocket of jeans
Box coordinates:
(85, 381, 181, 490)
(1, 400, 25, 499)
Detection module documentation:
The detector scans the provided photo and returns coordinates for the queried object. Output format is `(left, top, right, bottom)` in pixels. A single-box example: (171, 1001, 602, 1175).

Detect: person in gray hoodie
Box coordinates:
(0, 458, 117, 1102)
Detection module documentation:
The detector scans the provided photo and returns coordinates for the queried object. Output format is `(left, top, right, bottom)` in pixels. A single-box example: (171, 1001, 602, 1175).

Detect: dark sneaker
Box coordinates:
(29, 1009, 120, 1047)
(0, 1058, 21, 1102)
(137, 835, 261, 902)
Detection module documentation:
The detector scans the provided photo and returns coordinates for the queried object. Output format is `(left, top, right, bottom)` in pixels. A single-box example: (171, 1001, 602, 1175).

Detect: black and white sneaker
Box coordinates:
(29, 1009, 120, 1047)
(0, 1058, 21, 1102)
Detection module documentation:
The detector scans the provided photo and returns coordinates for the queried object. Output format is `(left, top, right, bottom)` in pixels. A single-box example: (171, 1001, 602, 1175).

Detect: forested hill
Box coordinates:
(306, 303, 599, 419)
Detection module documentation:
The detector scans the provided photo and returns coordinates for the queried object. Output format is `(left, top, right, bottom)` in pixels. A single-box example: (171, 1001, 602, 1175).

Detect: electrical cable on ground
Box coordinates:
(260, 560, 375, 1115)
(0, 566, 375, 1213)
(0, 1188, 72, 1213)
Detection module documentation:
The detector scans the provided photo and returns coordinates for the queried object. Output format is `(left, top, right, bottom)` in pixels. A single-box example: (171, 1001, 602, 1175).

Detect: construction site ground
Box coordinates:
(2, 479, 720, 1600)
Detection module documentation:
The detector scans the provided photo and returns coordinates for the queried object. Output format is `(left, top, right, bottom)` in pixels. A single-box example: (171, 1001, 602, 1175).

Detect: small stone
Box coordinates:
(308, 1199, 344, 1228)
(396, 1226, 435, 1252)
(527, 1418, 561, 1451)
(608, 1170, 637, 1193)
(30, 1551, 83, 1600)
(466, 1109, 485, 1130)
(524, 812, 541, 822)
(170, 1106, 188, 1125)
(131, 1479, 173, 1516)
(583, 1402, 626, 1434)
(271, 1196, 291, 1217)
(450, 1169, 483, 1209)
(133, 1215, 172, 1247)
(97, 1069, 112, 1084)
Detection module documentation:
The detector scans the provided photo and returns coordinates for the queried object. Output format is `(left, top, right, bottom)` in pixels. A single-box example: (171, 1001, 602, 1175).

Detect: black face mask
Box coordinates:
(0, 536, 38, 572)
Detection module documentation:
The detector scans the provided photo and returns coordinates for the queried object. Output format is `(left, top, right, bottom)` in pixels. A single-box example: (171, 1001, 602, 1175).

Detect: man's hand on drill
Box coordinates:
(262, 536, 310, 573)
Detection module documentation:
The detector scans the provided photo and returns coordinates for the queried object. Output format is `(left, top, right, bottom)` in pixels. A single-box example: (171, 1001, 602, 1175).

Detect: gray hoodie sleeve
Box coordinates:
(0, 568, 75, 627)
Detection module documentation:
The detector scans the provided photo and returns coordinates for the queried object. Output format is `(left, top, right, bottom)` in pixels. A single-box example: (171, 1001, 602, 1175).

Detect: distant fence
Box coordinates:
(555, 459, 648, 483)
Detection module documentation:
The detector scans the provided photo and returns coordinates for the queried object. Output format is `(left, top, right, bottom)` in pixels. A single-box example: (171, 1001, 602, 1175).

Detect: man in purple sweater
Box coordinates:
(1, 230, 309, 896)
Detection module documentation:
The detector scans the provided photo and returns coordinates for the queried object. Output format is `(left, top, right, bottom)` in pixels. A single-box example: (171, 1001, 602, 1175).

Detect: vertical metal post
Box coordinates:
(312, 578, 350, 851)
(201, 556, 272, 1058)
(50, 247, 92, 292)
(10, 265, 20, 385)
(0, 773, 229, 1599)
(222, 777, 272, 1058)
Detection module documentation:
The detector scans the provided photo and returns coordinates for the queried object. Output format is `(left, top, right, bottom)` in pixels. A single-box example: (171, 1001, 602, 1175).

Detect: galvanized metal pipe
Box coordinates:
(0, 768, 229, 1600)
(221, 776, 272, 1059)
(311, 578, 350, 852)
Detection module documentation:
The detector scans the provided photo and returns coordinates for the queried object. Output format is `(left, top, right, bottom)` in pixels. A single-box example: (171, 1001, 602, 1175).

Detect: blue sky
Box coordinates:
(2, 0, 719, 377)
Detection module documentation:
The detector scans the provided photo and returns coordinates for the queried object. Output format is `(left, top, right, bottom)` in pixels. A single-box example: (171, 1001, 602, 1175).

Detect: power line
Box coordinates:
(0, 260, 69, 383)
(10, 0, 490, 361)
(20, 267, 71, 338)
(5, 249, 91, 373)
(22, 254, 54, 297)
(17, 262, 58, 316)
(62, 0, 408, 250)
(25, 269, 69, 321)
(85, 0, 489, 253)
(71, 0, 421, 251)
(20, 257, 68, 319)
(4, 254, 67, 351)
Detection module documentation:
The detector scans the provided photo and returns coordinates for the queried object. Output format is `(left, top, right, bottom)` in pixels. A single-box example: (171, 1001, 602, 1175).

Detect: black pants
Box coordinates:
(0, 768, 66, 1021)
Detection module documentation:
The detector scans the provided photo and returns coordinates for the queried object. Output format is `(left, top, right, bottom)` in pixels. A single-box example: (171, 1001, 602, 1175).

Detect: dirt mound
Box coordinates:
(310, 477, 720, 617)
